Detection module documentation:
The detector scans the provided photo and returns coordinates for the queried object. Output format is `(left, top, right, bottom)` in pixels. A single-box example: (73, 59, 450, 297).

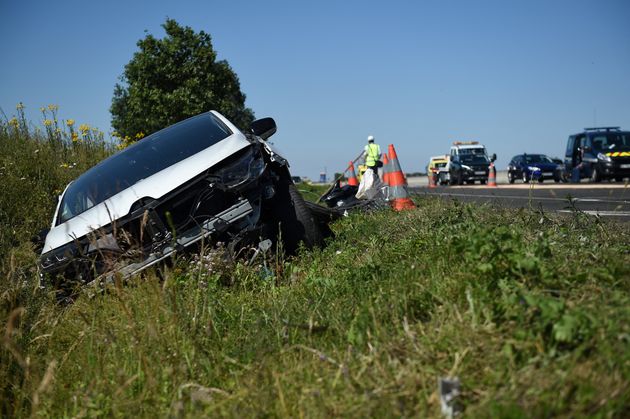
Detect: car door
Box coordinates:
(512, 156, 523, 177)
(565, 136, 576, 171)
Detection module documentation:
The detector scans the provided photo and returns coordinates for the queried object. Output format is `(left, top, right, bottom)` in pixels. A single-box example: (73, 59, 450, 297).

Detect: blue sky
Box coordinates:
(2, 0, 629, 179)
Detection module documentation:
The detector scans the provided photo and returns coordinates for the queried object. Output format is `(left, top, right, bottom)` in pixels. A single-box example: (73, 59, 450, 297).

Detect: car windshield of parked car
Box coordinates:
(460, 154, 489, 164)
(459, 147, 486, 155)
(590, 133, 630, 151)
(524, 155, 553, 164)
(57, 113, 232, 224)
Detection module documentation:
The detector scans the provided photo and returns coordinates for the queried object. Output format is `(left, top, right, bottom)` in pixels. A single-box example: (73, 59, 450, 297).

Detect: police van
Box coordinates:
(564, 127, 630, 182)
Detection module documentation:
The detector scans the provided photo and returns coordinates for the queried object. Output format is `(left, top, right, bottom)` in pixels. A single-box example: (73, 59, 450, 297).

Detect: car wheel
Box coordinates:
(508, 171, 515, 184)
(538, 177, 544, 183)
(480, 179, 486, 185)
(268, 178, 323, 254)
(591, 167, 601, 183)
(522, 172, 529, 183)
(554, 177, 560, 183)
(615, 177, 624, 183)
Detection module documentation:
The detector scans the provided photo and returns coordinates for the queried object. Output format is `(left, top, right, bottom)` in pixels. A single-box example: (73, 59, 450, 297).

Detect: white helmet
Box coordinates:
(367, 135, 375, 143)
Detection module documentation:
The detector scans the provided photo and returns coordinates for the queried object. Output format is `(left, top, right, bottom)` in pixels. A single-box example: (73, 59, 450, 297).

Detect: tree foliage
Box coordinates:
(110, 19, 254, 139)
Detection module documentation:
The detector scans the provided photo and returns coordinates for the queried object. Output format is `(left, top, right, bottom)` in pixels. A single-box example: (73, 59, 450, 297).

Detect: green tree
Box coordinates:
(111, 19, 254, 139)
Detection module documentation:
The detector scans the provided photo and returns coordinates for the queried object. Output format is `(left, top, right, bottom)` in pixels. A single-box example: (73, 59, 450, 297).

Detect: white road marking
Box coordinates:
(558, 210, 630, 217)
(422, 192, 630, 205)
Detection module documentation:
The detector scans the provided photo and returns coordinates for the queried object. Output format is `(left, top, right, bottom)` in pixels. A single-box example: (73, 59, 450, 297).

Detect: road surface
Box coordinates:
(408, 179, 630, 221)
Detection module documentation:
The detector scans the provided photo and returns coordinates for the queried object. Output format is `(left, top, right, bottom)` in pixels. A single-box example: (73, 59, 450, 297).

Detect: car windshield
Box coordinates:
(460, 154, 489, 164)
(524, 154, 553, 164)
(590, 133, 630, 150)
(57, 113, 232, 224)
(459, 147, 486, 155)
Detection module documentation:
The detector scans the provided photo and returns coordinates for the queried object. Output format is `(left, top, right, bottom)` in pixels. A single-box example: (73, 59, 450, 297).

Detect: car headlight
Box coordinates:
(597, 152, 611, 163)
(461, 164, 472, 171)
(214, 147, 266, 188)
(527, 166, 541, 171)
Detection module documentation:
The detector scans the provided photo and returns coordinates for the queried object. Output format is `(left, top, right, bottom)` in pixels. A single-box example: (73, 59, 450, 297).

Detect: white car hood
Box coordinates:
(43, 131, 251, 253)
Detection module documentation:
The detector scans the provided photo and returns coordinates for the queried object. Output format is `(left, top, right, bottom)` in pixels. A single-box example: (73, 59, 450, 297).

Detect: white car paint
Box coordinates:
(43, 111, 251, 253)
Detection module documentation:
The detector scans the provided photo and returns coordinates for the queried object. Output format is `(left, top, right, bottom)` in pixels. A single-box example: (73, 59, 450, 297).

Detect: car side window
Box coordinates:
(566, 136, 574, 157)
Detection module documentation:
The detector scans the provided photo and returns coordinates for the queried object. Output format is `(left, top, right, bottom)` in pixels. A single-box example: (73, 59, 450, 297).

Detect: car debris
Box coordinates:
(35, 111, 339, 296)
(438, 376, 461, 418)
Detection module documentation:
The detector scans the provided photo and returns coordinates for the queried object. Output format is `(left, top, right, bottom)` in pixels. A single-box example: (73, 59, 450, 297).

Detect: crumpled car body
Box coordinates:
(39, 111, 322, 290)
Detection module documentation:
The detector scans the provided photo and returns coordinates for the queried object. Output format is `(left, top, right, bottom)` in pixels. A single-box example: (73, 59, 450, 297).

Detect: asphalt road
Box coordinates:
(409, 182, 630, 221)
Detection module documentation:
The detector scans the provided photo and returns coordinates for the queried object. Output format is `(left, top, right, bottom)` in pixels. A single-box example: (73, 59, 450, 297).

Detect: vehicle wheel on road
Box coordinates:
(508, 171, 515, 184)
(554, 177, 561, 183)
(480, 179, 486, 185)
(590, 167, 601, 183)
(522, 172, 529, 183)
(268, 178, 323, 254)
(616, 177, 624, 182)
(538, 177, 544, 183)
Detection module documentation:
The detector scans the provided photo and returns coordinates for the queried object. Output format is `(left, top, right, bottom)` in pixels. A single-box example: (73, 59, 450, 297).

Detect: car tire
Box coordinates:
(615, 177, 624, 183)
(538, 177, 544, 183)
(554, 177, 561, 183)
(522, 172, 529, 183)
(591, 167, 601, 183)
(508, 171, 515, 184)
(480, 179, 486, 185)
(269, 178, 323, 254)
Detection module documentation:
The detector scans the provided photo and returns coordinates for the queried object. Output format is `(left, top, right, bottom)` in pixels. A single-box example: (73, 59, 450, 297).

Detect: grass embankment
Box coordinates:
(2, 110, 630, 417)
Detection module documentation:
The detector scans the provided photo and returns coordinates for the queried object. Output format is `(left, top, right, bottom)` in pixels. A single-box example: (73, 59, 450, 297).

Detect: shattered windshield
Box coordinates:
(57, 113, 232, 224)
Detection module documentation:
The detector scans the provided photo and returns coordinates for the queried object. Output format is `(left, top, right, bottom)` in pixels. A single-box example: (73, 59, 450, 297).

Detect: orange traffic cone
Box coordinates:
(388, 144, 416, 211)
(347, 161, 359, 186)
(428, 168, 437, 189)
(488, 162, 497, 187)
(382, 153, 390, 185)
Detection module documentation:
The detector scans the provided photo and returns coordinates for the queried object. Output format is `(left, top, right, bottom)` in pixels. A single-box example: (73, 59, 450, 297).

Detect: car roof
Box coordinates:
(571, 128, 629, 136)
(451, 144, 485, 149)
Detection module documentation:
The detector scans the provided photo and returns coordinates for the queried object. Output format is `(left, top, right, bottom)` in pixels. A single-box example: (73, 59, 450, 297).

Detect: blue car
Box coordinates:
(507, 154, 562, 183)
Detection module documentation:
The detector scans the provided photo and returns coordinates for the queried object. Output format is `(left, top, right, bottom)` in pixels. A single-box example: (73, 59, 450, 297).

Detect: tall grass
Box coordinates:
(1, 107, 629, 417)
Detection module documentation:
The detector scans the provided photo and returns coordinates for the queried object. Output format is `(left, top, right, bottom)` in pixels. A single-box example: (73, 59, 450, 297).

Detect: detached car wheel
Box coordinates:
(268, 178, 323, 254)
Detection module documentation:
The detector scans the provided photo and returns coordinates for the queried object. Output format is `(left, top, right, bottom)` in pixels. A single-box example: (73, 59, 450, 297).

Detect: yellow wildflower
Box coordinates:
(47, 104, 58, 111)
(79, 123, 90, 133)
(16, 102, 24, 110)
(44, 119, 53, 126)
(72, 132, 79, 142)
(40, 107, 45, 112)
(55, 128, 62, 134)
(66, 119, 75, 127)
(135, 132, 145, 139)
(8, 117, 19, 127)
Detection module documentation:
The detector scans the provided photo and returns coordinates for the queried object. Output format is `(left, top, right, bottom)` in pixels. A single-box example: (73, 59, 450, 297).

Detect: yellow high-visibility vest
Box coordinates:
(365, 143, 381, 166)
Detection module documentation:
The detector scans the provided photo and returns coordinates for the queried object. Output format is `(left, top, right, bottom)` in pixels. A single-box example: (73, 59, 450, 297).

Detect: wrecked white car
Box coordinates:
(37, 111, 325, 291)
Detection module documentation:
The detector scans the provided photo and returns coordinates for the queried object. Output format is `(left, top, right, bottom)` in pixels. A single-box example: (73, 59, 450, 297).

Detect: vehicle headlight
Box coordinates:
(597, 152, 611, 163)
(214, 147, 266, 188)
(461, 165, 472, 171)
(527, 166, 541, 171)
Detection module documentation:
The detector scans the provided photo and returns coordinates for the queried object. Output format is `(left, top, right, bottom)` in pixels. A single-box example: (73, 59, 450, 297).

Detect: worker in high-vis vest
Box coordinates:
(363, 135, 382, 171)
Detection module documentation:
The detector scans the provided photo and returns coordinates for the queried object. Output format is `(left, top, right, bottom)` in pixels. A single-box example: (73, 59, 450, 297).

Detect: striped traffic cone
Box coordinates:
(488, 162, 497, 187)
(388, 144, 416, 211)
(347, 161, 359, 186)
(382, 152, 390, 185)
